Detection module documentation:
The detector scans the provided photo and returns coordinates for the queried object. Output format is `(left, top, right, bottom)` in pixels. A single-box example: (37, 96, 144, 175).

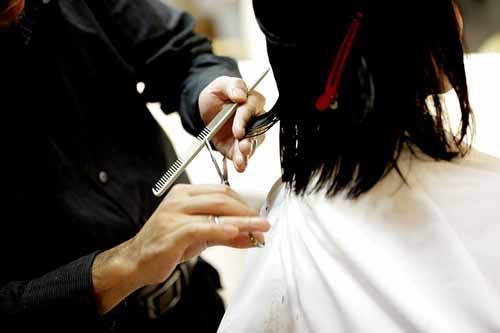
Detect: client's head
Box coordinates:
(253, 0, 472, 198)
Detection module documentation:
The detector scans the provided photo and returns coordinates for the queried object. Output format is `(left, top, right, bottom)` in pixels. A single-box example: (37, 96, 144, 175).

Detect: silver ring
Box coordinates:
(209, 215, 220, 224)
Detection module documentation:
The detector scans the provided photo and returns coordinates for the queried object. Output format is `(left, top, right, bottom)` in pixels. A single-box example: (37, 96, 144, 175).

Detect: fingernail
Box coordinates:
(255, 240, 265, 248)
(248, 232, 266, 248)
(254, 238, 266, 248)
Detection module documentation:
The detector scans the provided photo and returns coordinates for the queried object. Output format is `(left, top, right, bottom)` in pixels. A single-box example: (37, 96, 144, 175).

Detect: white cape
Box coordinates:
(219, 150, 500, 333)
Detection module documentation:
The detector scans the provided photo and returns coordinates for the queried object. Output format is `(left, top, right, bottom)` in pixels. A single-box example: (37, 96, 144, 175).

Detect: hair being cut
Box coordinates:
(264, 0, 472, 198)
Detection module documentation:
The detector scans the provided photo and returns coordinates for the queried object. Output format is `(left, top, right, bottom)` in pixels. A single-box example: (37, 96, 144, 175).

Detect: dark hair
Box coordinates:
(254, 0, 473, 198)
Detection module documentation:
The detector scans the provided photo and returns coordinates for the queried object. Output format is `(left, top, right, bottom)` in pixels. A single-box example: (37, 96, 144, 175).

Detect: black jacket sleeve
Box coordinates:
(87, 0, 241, 136)
(0, 252, 102, 329)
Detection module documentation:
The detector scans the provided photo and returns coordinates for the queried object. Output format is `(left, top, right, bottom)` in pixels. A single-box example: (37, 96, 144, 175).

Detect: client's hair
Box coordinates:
(256, 0, 473, 198)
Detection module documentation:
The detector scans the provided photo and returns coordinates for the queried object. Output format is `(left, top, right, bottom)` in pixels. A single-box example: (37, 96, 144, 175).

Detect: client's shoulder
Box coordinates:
(457, 149, 500, 173)
(410, 148, 500, 182)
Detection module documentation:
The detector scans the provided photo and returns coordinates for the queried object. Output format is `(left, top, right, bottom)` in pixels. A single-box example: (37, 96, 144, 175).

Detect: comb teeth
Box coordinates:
(152, 125, 215, 197)
(152, 157, 185, 196)
(197, 127, 211, 142)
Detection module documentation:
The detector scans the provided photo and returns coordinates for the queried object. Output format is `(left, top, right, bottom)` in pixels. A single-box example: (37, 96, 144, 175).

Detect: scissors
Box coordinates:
(204, 141, 264, 248)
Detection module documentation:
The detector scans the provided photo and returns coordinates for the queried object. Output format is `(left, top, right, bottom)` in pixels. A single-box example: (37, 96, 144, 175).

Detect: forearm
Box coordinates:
(92, 238, 142, 315)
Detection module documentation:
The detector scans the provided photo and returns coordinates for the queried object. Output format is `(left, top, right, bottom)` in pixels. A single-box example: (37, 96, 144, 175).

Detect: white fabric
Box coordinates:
(218, 149, 500, 333)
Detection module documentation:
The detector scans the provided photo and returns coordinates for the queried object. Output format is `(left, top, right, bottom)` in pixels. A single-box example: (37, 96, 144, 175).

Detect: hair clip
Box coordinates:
(316, 11, 364, 112)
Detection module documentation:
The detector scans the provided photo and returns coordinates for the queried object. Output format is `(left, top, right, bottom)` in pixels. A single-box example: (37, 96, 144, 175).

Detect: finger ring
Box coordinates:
(209, 215, 220, 224)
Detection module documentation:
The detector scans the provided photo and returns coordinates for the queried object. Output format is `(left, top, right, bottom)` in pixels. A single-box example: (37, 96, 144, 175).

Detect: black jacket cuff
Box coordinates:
(22, 251, 101, 324)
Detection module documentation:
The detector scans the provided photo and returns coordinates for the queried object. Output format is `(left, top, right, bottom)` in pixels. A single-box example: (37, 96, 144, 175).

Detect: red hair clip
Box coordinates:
(316, 12, 364, 112)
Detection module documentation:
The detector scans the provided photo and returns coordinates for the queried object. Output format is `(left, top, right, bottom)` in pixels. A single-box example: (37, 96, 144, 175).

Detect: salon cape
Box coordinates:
(218, 149, 500, 333)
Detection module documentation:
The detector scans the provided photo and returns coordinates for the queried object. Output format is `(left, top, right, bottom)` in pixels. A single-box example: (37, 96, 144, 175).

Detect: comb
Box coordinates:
(153, 68, 270, 197)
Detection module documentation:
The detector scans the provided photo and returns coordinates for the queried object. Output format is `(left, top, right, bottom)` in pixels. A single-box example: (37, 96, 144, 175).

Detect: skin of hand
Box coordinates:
(92, 184, 270, 315)
(0, 0, 24, 28)
(198, 76, 267, 172)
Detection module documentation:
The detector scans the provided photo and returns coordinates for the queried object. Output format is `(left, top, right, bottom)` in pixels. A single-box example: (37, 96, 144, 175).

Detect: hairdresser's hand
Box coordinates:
(0, 0, 24, 28)
(92, 184, 270, 315)
(199, 76, 266, 172)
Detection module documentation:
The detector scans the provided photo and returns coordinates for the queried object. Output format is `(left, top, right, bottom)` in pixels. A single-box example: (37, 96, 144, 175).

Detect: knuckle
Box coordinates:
(175, 183, 189, 193)
(212, 194, 229, 208)
(176, 200, 189, 213)
(251, 90, 265, 100)
(220, 185, 233, 195)
(233, 77, 246, 86)
(170, 184, 181, 195)
(215, 75, 230, 85)
(163, 196, 187, 213)
(221, 76, 239, 89)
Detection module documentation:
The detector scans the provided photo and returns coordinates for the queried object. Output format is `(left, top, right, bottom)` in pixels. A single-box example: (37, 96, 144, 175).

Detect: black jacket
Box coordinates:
(0, 0, 239, 330)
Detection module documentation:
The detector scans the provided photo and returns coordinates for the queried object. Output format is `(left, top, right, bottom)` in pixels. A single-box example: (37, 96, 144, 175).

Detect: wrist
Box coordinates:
(92, 239, 142, 315)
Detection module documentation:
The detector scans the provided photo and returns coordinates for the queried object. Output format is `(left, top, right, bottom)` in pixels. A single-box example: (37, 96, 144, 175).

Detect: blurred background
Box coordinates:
(457, 0, 500, 52)
(169, 0, 500, 57)
(150, 0, 500, 305)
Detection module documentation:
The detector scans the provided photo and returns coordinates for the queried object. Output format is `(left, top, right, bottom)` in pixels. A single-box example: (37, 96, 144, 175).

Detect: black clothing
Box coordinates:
(0, 0, 239, 330)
